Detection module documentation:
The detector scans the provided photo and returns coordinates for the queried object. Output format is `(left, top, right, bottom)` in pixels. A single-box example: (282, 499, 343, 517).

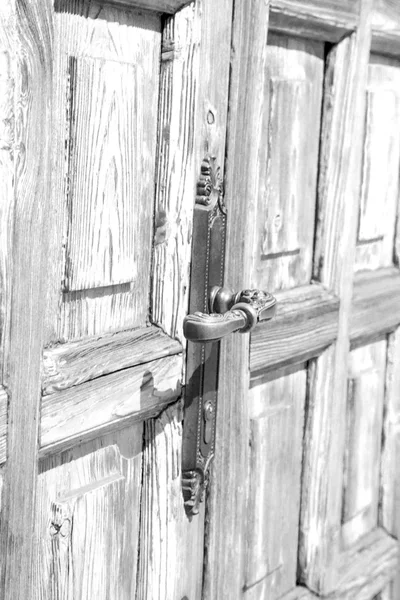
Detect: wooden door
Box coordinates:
(0, 0, 233, 598)
(203, 1, 400, 599)
(1, 1, 400, 599)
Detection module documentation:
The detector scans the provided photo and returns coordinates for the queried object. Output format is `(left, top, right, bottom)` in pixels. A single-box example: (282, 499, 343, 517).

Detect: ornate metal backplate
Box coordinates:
(182, 155, 226, 517)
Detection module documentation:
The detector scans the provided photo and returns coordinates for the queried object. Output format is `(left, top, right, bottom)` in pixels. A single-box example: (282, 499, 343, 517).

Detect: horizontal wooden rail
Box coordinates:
(42, 325, 182, 395)
(40, 353, 182, 456)
(334, 528, 398, 597)
(371, 2, 400, 57)
(250, 284, 340, 380)
(56, 0, 192, 14)
(350, 268, 400, 348)
(269, 0, 358, 42)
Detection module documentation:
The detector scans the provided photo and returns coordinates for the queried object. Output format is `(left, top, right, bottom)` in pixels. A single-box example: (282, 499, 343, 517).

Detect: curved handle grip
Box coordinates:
(184, 310, 247, 343)
(183, 288, 276, 343)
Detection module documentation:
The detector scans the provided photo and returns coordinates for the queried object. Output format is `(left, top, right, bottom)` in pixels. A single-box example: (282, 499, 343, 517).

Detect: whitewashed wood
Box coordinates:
(244, 367, 307, 600)
(137, 402, 205, 599)
(47, 3, 161, 342)
(300, 1, 374, 593)
(342, 340, 387, 548)
(151, 4, 200, 341)
(0, 386, 7, 465)
(350, 268, 400, 347)
(269, 0, 359, 42)
(334, 529, 398, 599)
(42, 325, 182, 395)
(64, 57, 155, 293)
(0, 1, 55, 596)
(33, 426, 143, 599)
(380, 329, 400, 600)
(250, 34, 324, 292)
(0, 44, 14, 382)
(250, 284, 339, 377)
(152, 0, 232, 342)
(203, 1, 271, 598)
(40, 354, 182, 454)
(372, 1, 400, 56)
(355, 58, 400, 271)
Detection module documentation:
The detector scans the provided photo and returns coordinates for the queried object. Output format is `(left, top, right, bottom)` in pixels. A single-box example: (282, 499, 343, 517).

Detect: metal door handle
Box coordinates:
(183, 286, 276, 342)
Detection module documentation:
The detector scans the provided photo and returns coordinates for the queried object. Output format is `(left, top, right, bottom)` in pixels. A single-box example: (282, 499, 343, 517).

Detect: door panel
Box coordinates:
(252, 34, 324, 291)
(245, 366, 306, 599)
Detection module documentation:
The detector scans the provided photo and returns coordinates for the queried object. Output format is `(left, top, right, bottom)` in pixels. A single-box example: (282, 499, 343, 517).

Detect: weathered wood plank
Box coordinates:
(380, 328, 400, 600)
(333, 529, 398, 599)
(33, 426, 143, 599)
(151, 3, 200, 342)
(372, 1, 400, 57)
(42, 325, 182, 395)
(0, 386, 7, 465)
(203, 1, 271, 598)
(0, 42, 14, 382)
(147, 1, 234, 596)
(269, 0, 359, 42)
(47, 3, 161, 342)
(250, 34, 324, 292)
(244, 367, 307, 600)
(137, 402, 205, 599)
(350, 268, 400, 347)
(250, 285, 339, 378)
(0, 1, 55, 597)
(299, 0, 373, 593)
(63, 56, 156, 293)
(40, 354, 182, 455)
(355, 58, 400, 271)
(342, 340, 387, 548)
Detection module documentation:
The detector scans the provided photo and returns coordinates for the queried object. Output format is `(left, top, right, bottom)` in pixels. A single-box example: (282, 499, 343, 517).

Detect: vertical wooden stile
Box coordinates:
(0, 1, 54, 596)
(203, 2, 271, 597)
(299, 0, 374, 593)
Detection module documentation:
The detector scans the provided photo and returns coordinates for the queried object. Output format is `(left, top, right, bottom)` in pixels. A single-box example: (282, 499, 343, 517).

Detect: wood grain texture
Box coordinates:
(137, 402, 205, 599)
(250, 34, 324, 292)
(47, 3, 161, 343)
(350, 268, 400, 347)
(151, 4, 200, 341)
(250, 284, 339, 378)
(0, 386, 7, 465)
(372, 0, 400, 56)
(355, 58, 400, 271)
(0, 45, 14, 382)
(72, 0, 194, 13)
(299, 1, 374, 593)
(40, 354, 182, 454)
(42, 325, 182, 395)
(334, 529, 398, 599)
(33, 426, 143, 599)
(64, 56, 155, 293)
(380, 328, 400, 600)
(151, 0, 232, 342)
(203, 2, 271, 598)
(269, 0, 359, 42)
(342, 340, 387, 548)
(244, 367, 306, 600)
(0, 1, 54, 596)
